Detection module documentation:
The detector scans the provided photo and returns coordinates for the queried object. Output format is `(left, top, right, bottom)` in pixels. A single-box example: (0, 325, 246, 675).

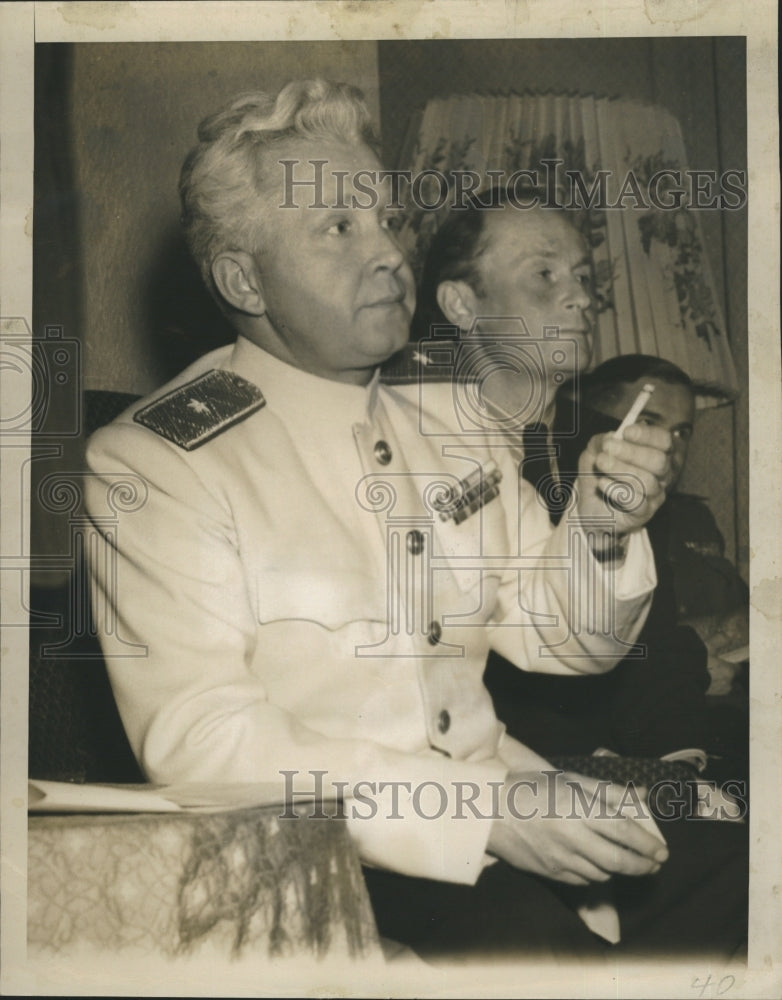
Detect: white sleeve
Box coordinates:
(488, 476, 656, 675)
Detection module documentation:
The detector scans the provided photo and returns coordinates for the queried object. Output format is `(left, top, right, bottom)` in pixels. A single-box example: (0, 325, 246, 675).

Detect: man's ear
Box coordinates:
(436, 280, 479, 332)
(211, 252, 267, 316)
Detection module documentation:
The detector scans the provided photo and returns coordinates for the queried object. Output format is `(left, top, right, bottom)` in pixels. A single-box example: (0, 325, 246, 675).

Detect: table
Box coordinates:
(28, 804, 381, 963)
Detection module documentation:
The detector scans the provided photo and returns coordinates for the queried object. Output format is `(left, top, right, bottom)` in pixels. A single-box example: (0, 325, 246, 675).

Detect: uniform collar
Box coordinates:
(228, 336, 380, 428)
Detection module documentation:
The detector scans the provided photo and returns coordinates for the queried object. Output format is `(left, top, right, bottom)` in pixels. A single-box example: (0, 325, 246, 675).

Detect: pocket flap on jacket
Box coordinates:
(255, 568, 386, 630)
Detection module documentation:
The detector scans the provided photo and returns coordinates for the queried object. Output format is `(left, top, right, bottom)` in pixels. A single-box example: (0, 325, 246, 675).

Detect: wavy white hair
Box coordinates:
(179, 79, 378, 297)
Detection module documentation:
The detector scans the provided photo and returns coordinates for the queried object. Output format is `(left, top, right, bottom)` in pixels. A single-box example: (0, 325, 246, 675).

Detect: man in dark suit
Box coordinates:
(413, 191, 714, 767)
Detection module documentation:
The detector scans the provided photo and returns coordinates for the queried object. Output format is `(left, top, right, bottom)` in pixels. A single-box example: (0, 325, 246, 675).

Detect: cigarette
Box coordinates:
(615, 383, 655, 439)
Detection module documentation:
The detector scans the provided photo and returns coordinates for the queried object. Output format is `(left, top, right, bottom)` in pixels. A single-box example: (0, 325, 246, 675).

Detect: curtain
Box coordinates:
(396, 93, 738, 405)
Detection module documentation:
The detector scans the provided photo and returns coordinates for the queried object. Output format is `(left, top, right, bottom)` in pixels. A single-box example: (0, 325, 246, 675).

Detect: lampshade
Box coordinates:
(396, 93, 739, 407)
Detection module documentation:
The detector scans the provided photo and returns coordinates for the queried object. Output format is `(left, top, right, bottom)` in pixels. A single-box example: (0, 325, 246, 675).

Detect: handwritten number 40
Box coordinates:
(691, 975, 735, 997)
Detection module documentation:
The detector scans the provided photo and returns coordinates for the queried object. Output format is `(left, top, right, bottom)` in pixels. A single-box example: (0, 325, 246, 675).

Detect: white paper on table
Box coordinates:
(28, 779, 181, 813)
(28, 779, 339, 814)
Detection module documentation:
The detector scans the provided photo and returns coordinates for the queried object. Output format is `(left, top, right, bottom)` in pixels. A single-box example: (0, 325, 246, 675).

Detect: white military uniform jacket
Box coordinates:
(86, 335, 656, 884)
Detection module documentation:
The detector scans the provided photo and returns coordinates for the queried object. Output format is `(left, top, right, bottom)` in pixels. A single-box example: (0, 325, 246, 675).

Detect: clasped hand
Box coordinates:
(486, 770, 668, 886)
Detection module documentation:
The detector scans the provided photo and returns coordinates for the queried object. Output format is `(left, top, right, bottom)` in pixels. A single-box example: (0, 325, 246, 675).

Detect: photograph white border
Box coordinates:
(1, 2, 779, 996)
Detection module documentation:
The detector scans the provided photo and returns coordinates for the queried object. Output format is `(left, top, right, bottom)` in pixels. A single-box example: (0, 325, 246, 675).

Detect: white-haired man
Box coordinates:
(86, 81, 715, 960)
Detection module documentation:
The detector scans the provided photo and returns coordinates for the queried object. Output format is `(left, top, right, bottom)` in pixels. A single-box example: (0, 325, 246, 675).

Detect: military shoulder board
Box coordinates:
(381, 337, 468, 384)
(434, 461, 503, 525)
(133, 369, 265, 451)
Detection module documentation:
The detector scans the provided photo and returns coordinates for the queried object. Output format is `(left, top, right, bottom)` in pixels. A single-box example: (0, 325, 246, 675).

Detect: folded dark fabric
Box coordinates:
(548, 754, 698, 786)
(548, 754, 706, 821)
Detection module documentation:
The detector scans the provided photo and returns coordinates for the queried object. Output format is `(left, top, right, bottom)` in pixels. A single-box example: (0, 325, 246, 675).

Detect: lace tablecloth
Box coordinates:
(28, 805, 380, 962)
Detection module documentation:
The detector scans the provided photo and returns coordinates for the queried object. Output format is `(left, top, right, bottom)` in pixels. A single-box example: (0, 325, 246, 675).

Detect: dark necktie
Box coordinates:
(521, 423, 567, 525)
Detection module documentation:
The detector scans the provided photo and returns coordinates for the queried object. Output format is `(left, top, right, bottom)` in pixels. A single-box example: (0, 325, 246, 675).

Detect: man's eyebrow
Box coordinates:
(302, 204, 354, 221)
(515, 246, 557, 259)
(638, 407, 694, 431)
(514, 247, 591, 267)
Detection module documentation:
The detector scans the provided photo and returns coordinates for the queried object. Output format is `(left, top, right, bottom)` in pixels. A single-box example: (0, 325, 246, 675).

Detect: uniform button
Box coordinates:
(437, 709, 451, 734)
(373, 440, 392, 465)
(427, 620, 442, 645)
(406, 529, 425, 555)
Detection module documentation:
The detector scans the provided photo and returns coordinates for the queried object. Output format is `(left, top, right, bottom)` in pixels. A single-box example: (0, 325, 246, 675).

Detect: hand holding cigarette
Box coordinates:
(575, 382, 672, 539)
